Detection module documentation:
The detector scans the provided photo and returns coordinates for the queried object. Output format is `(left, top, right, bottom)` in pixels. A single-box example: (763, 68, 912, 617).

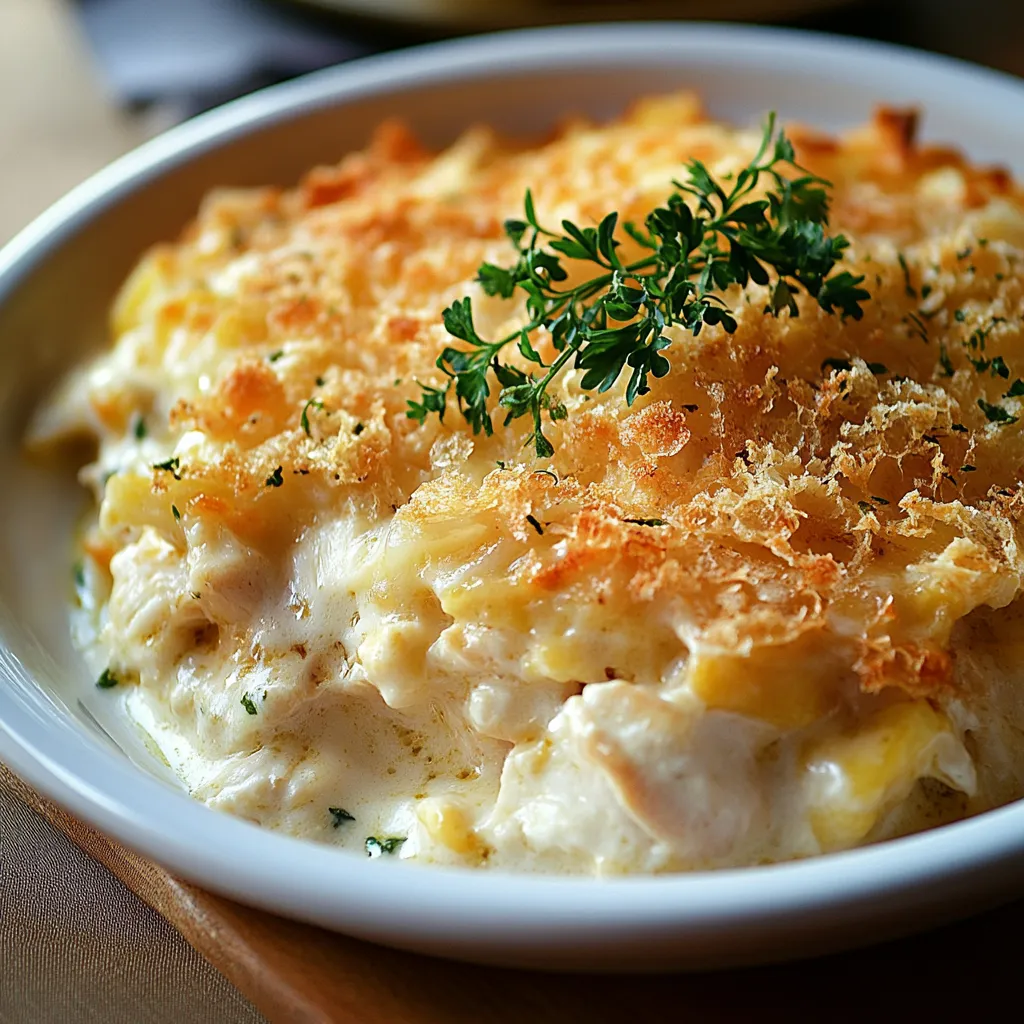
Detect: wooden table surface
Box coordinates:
(4, 2, 1024, 1021)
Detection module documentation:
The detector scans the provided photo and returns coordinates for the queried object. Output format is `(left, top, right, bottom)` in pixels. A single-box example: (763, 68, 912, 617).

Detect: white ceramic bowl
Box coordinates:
(3, 24, 1024, 971)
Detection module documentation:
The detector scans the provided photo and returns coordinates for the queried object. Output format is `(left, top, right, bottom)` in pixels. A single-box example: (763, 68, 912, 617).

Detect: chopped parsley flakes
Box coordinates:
(978, 399, 1019, 425)
(897, 252, 916, 298)
(329, 807, 355, 828)
(300, 399, 324, 435)
(96, 668, 120, 689)
(938, 343, 955, 377)
(365, 836, 405, 858)
(153, 456, 181, 480)
(821, 357, 852, 374)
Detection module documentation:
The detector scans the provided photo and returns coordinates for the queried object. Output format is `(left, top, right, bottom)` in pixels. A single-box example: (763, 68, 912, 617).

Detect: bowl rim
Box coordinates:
(4, 20, 1024, 963)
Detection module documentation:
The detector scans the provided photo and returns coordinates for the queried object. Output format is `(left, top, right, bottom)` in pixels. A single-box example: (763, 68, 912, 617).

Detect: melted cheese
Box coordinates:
(30, 94, 1024, 873)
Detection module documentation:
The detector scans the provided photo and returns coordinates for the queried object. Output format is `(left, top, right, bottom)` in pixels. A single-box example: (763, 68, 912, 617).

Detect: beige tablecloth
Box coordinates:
(0, 778, 264, 1024)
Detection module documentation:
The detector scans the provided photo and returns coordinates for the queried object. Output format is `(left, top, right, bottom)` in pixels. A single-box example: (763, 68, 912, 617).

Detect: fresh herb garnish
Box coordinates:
(870, 496, 890, 505)
(409, 113, 869, 456)
(73, 561, 85, 589)
(353, 422, 365, 436)
(315, 375, 325, 386)
(951, 422, 968, 432)
(171, 504, 180, 522)
(866, 362, 888, 375)
(133, 416, 147, 440)
(407, 379, 452, 428)
(268, 350, 284, 363)
(961, 464, 977, 472)
(525, 514, 544, 535)
(329, 807, 355, 828)
(265, 466, 284, 487)
(365, 836, 405, 858)
(624, 517, 668, 526)
(300, 399, 324, 435)
(96, 668, 119, 689)
(1006, 380, 1024, 398)
(240, 692, 258, 715)
(153, 456, 181, 480)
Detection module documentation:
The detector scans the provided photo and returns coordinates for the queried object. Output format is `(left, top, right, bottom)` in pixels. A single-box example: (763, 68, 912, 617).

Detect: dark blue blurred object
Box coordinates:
(75, 0, 1024, 123)
(77, 0, 374, 117)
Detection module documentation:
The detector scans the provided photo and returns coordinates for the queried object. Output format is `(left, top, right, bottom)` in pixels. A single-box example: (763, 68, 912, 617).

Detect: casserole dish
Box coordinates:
(3, 23, 1024, 969)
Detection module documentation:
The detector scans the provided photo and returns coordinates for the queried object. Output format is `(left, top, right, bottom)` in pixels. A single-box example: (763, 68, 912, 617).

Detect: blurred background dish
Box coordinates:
(277, 0, 856, 31)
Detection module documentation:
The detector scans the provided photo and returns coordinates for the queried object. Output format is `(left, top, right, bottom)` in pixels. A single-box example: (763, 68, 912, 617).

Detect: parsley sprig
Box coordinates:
(408, 113, 869, 456)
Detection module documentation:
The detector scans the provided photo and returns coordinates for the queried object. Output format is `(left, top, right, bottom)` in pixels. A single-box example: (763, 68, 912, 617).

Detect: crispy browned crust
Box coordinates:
(90, 94, 1024, 707)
